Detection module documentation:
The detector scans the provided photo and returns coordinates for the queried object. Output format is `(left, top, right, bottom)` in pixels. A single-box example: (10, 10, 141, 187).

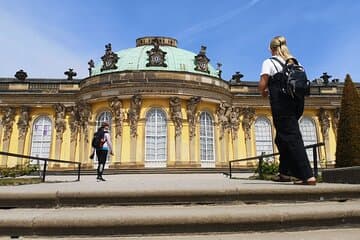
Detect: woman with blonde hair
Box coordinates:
(258, 36, 316, 185)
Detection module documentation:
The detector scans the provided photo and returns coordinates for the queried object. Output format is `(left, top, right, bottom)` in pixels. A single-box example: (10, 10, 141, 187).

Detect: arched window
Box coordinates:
(200, 112, 215, 167)
(299, 117, 318, 165)
(96, 111, 112, 131)
(254, 117, 274, 158)
(30, 116, 52, 161)
(145, 108, 167, 168)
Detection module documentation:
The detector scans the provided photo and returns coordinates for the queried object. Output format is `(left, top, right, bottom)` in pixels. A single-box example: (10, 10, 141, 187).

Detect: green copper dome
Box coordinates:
(91, 37, 220, 78)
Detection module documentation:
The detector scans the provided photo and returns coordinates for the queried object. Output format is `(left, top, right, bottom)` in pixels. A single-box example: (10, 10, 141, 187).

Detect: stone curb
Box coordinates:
(1, 201, 359, 236)
(1, 187, 360, 208)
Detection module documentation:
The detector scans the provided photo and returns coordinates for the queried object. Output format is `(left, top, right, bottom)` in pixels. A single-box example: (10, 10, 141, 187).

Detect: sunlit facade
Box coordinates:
(0, 36, 354, 169)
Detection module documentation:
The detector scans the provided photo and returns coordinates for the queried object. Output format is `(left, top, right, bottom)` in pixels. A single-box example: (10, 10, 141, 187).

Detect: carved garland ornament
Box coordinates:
(241, 107, 255, 141)
(216, 102, 231, 140)
(2, 107, 16, 142)
(170, 97, 183, 137)
(128, 95, 142, 138)
(319, 108, 330, 140)
(54, 103, 66, 141)
(109, 97, 125, 138)
(17, 106, 30, 140)
(186, 96, 201, 139)
(77, 101, 91, 142)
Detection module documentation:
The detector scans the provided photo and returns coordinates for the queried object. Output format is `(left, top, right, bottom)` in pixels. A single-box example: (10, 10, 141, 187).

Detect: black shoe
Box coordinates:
(99, 177, 106, 181)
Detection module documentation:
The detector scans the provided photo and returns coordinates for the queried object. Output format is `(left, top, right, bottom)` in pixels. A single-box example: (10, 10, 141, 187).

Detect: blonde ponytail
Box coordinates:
(270, 36, 294, 61)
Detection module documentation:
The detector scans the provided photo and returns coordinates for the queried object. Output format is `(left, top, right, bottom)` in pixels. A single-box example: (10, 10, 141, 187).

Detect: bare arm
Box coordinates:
(105, 133, 114, 155)
(258, 74, 269, 97)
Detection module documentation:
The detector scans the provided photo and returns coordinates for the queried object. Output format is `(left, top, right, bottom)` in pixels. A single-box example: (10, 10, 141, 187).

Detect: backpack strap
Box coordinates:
(269, 57, 284, 73)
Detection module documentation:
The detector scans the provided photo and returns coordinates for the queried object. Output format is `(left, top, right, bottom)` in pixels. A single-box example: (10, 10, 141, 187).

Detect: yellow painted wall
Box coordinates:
(1, 100, 339, 169)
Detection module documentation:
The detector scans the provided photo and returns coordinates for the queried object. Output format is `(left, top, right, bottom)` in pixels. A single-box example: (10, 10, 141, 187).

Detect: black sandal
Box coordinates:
(272, 174, 292, 182)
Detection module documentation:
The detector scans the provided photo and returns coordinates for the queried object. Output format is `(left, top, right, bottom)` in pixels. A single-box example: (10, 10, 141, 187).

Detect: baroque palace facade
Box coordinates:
(0, 36, 353, 169)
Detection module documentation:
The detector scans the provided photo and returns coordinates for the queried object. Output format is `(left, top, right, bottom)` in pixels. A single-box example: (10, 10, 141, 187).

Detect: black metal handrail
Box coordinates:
(225, 142, 325, 179)
(0, 151, 81, 182)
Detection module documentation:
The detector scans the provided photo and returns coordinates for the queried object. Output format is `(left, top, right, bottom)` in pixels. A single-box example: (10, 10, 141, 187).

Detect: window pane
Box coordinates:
(145, 108, 167, 167)
(200, 112, 215, 167)
(30, 116, 52, 163)
(299, 117, 318, 165)
(254, 117, 274, 160)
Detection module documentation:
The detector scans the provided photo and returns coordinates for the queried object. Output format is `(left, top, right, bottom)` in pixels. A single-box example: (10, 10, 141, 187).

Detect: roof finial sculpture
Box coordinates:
(194, 45, 210, 73)
(216, 62, 222, 78)
(15, 69, 28, 81)
(101, 43, 119, 71)
(64, 68, 77, 80)
(146, 38, 167, 67)
(231, 71, 244, 83)
(88, 59, 94, 77)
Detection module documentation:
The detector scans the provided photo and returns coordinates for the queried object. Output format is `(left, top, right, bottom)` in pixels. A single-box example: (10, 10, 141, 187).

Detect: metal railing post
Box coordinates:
(312, 146, 318, 178)
(229, 162, 232, 179)
(42, 160, 47, 182)
(259, 152, 265, 179)
(77, 163, 81, 181)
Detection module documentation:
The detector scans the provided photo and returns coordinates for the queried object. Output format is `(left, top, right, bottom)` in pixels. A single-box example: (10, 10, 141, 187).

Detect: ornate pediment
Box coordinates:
(101, 43, 119, 71)
(194, 46, 210, 73)
(146, 38, 167, 67)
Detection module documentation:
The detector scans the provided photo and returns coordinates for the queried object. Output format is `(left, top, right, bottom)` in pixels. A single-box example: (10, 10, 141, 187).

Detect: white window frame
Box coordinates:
(299, 117, 319, 166)
(30, 116, 52, 164)
(200, 112, 215, 168)
(254, 117, 274, 160)
(145, 108, 167, 168)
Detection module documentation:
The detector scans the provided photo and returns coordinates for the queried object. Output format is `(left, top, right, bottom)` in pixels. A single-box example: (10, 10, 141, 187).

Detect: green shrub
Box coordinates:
(255, 159, 279, 179)
(335, 75, 360, 167)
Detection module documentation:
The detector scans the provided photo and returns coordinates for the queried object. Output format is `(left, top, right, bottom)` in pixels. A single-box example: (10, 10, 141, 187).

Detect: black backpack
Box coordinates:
(270, 57, 310, 98)
(91, 128, 105, 149)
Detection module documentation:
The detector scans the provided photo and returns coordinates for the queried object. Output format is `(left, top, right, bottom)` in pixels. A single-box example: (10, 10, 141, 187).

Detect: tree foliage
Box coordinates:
(335, 74, 360, 167)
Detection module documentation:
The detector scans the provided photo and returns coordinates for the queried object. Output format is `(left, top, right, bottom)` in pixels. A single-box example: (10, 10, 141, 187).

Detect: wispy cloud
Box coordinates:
(177, 0, 261, 40)
(0, 9, 87, 79)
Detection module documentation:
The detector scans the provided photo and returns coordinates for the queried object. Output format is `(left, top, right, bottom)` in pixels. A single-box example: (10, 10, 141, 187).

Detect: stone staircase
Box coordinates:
(0, 173, 359, 237)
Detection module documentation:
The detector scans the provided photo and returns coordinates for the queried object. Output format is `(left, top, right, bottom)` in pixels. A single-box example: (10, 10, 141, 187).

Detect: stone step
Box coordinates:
(1, 174, 360, 208)
(1, 200, 359, 236)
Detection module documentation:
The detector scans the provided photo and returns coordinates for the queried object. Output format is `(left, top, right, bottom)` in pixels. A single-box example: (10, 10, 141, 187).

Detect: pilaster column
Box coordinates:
(216, 102, 231, 165)
(1, 107, 16, 167)
(67, 106, 79, 164)
(17, 106, 30, 165)
(170, 97, 183, 164)
(187, 97, 201, 165)
(241, 107, 255, 160)
(332, 108, 340, 139)
(229, 107, 241, 159)
(54, 103, 66, 161)
(109, 97, 125, 167)
(319, 108, 331, 165)
(128, 95, 142, 165)
(77, 101, 91, 167)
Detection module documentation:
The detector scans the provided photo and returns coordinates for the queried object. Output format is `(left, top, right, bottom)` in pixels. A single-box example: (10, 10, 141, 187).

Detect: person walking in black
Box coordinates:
(95, 122, 113, 181)
(258, 36, 316, 185)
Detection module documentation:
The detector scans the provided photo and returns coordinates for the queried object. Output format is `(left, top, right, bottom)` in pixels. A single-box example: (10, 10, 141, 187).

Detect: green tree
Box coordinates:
(335, 74, 360, 167)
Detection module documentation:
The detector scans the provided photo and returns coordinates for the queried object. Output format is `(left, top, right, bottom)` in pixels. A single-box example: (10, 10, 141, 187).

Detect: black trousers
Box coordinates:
(96, 149, 108, 177)
(269, 80, 313, 180)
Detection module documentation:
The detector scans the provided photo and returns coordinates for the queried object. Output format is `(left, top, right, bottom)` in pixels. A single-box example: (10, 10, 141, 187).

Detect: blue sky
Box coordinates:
(0, 0, 359, 82)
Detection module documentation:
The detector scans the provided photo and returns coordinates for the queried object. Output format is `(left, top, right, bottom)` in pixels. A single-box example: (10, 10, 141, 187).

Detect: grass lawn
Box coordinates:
(0, 177, 42, 186)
